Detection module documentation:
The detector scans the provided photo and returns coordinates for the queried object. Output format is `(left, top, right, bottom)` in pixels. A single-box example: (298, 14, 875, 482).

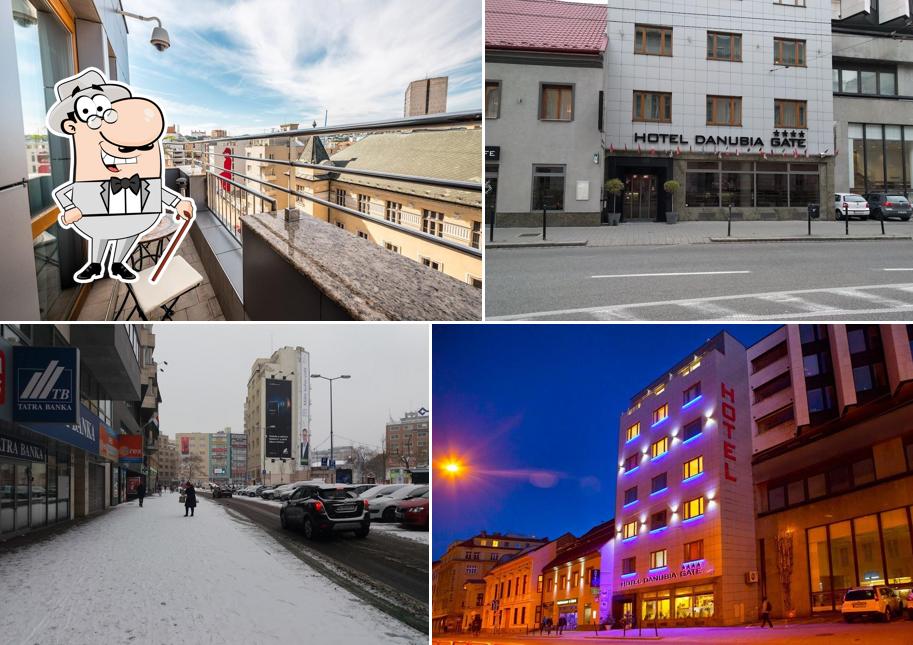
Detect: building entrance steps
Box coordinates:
(487, 221, 913, 248)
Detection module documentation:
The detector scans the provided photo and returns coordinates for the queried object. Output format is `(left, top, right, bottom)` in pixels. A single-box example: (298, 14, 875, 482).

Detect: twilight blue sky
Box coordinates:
(432, 324, 778, 559)
(121, 0, 482, 134)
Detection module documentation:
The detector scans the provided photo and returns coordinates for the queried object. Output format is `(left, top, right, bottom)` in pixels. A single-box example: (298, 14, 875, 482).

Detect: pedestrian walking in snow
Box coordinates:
(137, 481, 146, 507)
(760, 597, 773, 628)
(183, 482, 197, 517)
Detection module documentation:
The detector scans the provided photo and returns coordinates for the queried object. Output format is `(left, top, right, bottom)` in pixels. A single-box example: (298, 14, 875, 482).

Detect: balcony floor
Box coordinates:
(76, 241, 224, 321)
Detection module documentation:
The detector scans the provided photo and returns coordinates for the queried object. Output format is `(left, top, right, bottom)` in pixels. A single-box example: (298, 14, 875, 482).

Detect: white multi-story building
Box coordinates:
(604, 0, 835, 221)
(244, 347, 311, 484)
(612, 331, 756, 627)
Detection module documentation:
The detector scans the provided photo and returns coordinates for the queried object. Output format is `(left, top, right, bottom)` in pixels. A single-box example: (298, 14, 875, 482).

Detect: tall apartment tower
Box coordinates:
(404, 77, 448, 117)
(244, 347, 311, 484)
(747, 325, 913, 618)
(612, 332, 756, 627)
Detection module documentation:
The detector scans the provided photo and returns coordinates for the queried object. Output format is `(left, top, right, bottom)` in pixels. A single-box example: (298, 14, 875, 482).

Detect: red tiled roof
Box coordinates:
(486, 0, 607, 54)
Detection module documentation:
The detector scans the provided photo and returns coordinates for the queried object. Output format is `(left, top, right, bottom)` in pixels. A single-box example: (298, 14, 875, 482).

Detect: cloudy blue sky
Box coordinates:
(121, 0, 482, 135)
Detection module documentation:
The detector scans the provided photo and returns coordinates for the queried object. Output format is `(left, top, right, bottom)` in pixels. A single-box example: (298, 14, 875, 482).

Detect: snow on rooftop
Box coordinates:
(0, 493, 425, 644)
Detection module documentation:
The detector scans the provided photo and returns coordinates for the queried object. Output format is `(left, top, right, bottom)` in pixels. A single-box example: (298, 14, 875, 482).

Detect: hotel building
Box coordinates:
(612, 332, 757, 627)
(748, 324, 913, 618)
(432, 532, 550, 633)
(540, 520, 615, 630)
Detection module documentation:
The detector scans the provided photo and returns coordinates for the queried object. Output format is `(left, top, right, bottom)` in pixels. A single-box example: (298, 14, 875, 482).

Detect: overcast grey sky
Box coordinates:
(152, 324, 429, 452)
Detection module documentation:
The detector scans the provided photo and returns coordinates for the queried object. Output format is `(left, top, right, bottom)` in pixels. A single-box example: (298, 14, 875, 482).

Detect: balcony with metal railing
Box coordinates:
(162, 111, 482, 321)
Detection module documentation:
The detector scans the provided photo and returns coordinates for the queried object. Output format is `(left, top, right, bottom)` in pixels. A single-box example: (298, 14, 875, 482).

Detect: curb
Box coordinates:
(487, 241, 589, 249)
(709, 235, 912, 243)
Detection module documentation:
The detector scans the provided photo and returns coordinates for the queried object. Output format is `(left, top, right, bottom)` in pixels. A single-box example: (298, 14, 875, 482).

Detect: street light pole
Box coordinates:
(311, 373, 351, 483)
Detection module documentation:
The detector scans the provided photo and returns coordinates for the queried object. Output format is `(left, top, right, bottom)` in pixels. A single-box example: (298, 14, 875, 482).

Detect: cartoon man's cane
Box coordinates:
(149, 212, 195, 284)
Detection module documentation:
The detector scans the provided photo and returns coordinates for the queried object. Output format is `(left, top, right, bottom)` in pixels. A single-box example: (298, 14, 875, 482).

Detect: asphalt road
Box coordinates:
(486, 240, 913, 320)
(203, 492, 428, 634)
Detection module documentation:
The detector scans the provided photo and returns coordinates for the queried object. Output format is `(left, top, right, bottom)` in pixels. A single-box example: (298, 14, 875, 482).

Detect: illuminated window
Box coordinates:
(537, 575, 543, 593)
(654, 383, 666, 395)
(684, 539, 704, 562)
(650, 549, 668, 569)
(572, 571, 579, 587)
(492, 540, 500, 547)
(683, 496, 705, 520)
(560, 574, 566, 587)
(622, 557, 636, 575)
(623, 521, 638, 539)
(626, 422, 641, 442)
(652, 404, 669, 425)
(651, 437, 669, 458)
(680, 360, 701, 376)
(683, 382, 701, 405)
(683, 456, 704, 480)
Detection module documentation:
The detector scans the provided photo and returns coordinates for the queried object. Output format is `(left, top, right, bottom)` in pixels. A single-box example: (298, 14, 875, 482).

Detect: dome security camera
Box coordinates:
(150, 26, 170, 51)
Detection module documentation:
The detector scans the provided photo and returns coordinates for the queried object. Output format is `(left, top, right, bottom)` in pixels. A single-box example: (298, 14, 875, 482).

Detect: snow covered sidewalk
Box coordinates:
(0, 493, 426, 645)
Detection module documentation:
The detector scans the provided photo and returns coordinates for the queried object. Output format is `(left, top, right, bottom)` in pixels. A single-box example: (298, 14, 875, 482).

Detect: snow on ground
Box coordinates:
(0, 493, 426, 645)
(219, 493, 284, 508)
(371, 522, 429, 544)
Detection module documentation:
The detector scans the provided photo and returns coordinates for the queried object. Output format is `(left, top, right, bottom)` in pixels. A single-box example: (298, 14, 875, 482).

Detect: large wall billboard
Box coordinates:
(265, 378, 292, 459)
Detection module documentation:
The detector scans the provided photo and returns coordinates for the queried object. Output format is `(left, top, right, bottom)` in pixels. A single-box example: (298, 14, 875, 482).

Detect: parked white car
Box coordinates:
(841, 586, 903, 622)
(834, 193, 870, 220)
(367, 484, 428, 522)
(358, 484, 406, 500)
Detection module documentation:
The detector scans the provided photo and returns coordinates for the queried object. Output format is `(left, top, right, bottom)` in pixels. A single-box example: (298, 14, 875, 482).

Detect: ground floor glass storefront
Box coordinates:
(615, 582, 716, 627)
(806, 505, 913, 612)
(685, 161, 822, 209)
(848, 124, 913, 196)
(0, 438, 70, 535)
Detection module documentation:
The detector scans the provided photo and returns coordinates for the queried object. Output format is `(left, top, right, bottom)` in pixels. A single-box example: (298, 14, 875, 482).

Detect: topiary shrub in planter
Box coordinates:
(605, 178, 624, 226)
(663, 179, 681, 224)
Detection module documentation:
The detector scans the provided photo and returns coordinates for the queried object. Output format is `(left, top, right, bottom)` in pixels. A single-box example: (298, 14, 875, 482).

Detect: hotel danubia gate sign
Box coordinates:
(620, 560, 708, 588)
(633, 131, 807, 149)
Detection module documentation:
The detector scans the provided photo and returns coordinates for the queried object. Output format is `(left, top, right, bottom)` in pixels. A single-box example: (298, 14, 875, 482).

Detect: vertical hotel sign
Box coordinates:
(299, 351, 310, 466)
(720, 382, 737, 483)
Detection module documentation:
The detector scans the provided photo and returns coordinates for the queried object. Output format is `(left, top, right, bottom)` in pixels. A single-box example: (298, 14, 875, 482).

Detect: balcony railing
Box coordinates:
(164, 111, 482, 260)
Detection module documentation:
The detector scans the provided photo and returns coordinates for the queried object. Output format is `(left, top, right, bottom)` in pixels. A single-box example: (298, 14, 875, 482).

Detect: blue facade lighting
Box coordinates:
(681, 395, 703, 409)
(649, 487, 668, 496)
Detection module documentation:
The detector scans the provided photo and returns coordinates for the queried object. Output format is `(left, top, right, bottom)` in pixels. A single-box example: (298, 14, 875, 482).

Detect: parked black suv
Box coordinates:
(864, 193, 912, 221)
(212, 484, 232, 498)
(280, 484, 370, 539)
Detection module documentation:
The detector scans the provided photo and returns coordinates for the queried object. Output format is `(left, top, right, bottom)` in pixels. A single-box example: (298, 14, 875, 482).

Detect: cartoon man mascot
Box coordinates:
(46, 67, 194, 283)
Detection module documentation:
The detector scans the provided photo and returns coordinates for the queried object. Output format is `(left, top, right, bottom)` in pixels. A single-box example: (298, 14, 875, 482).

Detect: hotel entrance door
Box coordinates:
(623, 174, 657, 221)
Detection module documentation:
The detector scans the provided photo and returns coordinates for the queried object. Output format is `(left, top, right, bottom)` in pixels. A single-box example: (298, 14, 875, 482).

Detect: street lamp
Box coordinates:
(311, 374, 350, 482)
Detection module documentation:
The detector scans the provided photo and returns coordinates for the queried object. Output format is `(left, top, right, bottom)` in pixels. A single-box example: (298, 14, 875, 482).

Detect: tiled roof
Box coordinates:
(328, 128, 481, 207)
(486, 0, 607, 54)
(543, 520, 615, 570)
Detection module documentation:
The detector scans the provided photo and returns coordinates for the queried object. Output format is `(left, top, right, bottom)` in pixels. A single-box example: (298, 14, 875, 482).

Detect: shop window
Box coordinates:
(829, 521, 856, 595)
(626, 422, 641, 442)
(642, 595, 671, 620)
(531, 165, 565, 211)
(756, 171, 789, 207)
(651, 510, 667, 531)
(682, 382, 701, 405)
(650, 549, 668, 569)
(881, 508, 913, 585)
(624, 454, 638, 472)
(789, 172, 819, 209)
(683, 496, 705, 520)
(707, 31, 741, 61)
(774, 99, 807, 129)
(683, 456, 703, 481)
(651, 437, 669, 459)
(674, 593, 693, 618)
(485, 81, 501, 119)
(623, 521, 637, 540)
(706, 95, 742, 126)
(652, 403, 669, 426)
(773, 38, 806, 66)
(651, 472, 667, 493)
(624, 486, 638, 506)
(684, 539, 703, 562)
(622, 556, 636, 575)
(634, 25, 672, 56)
(686, 171, 721, 207)
(682, 418, 703, 442)
(539, 84, 573, 121)
(633, 91, 672, 123)
(807, 526, 833, 611)
(854, 514, 885, 586)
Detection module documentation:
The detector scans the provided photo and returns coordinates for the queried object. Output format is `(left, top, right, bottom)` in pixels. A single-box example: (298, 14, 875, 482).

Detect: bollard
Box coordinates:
(881, 207, 885, 235)
(489, 208, 496, 243)
(542, 205, 548, 241)
(845, 203, 849, 235)
(728, 203, 732, 237)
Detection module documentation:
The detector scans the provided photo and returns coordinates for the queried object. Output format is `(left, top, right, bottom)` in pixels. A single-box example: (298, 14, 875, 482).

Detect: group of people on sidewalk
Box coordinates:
(134, 481, 197, 517)
(539, 616, 568, 636)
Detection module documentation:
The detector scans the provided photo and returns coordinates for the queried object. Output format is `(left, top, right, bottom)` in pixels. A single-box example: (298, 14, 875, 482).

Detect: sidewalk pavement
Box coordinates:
(0, 492, 425, 645)
(487, 220, 913, 248)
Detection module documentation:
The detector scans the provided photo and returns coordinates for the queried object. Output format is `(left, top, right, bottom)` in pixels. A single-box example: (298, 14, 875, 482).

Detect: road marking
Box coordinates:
(488, 282, 913, 321)
(590, 270, 751, 279)
(883, 268, 913, 271)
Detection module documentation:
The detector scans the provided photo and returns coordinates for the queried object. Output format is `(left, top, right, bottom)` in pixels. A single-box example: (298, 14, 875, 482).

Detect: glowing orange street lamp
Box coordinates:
(439, 457, 465, 478)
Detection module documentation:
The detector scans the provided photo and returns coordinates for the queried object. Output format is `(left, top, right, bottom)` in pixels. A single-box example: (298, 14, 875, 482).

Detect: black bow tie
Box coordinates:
(109, 174, 141, 195)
